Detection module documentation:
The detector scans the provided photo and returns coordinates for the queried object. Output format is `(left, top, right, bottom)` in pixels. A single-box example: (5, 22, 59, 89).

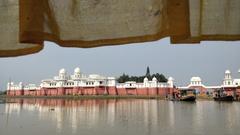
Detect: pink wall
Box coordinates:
(117, 88, 127, 95)
(108, 87, 117, 95)
(126, 88, 137, 95)
(137, 88, 148, 95)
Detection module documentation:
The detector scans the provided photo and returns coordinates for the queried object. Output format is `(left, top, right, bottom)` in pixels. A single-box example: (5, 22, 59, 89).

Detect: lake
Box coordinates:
(0, 98, 240, 135)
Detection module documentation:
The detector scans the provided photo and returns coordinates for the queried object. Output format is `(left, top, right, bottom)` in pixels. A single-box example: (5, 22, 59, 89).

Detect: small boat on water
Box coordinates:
(214, 88, 235, 101)
(214, 95, 234, 101)
(179, 89, 196, 101)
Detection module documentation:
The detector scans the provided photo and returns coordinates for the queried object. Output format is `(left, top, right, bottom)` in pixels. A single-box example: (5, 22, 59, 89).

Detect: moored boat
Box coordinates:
(213, 95, 234, 101)
(180, 95, 196, 101)
(213, 88, 235, 101)
(179, 89, 196, 101)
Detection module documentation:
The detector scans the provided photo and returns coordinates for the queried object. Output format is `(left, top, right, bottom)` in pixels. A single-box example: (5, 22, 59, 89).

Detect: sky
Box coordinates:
(0, 38, 240, 90)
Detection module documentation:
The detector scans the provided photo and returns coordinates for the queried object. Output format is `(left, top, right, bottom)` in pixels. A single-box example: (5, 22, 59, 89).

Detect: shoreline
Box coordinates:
(0, 95, 215, 101)
(0, 95, 167, 100)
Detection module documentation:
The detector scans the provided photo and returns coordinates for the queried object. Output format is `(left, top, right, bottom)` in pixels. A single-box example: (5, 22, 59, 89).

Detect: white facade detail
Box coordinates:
(223, 70, 233, 87)
(179, 69, 240, 90)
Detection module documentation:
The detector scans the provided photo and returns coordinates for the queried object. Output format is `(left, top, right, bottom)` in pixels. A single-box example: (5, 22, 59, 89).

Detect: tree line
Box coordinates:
(0, 91, 7, 95)
(117, 67, 168, 83)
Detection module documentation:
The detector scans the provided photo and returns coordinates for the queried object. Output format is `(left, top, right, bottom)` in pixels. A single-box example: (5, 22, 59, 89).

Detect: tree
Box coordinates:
(117, 68, 168, 83)
(0, 90, 7, 95)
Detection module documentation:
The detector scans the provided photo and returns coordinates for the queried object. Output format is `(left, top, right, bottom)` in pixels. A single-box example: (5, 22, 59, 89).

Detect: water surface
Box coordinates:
(0, 98, 239, 135)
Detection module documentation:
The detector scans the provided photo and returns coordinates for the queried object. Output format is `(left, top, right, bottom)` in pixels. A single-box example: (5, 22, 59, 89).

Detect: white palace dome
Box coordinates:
(225, 70, 231, 74)
(144, 77, 148, 82)
(74, 67, 81, 74)
(168, 77, 174, 81)
(59, 68, 66, 74)
(190, 77, 202, 82)
(152, 77, 157, 82)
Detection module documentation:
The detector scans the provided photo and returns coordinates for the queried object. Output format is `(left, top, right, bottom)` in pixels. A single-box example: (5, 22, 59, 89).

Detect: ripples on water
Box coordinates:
(0, 98, 240, 135)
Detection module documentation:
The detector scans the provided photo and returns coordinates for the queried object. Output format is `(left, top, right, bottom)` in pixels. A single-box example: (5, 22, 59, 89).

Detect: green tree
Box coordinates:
(117, 67, 168, 83)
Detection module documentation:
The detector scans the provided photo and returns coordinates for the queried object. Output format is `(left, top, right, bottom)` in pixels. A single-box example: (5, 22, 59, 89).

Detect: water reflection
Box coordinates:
(1, 98, 240, 135)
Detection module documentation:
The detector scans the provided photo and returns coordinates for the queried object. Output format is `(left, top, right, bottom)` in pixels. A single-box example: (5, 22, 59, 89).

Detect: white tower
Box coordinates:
(152, 77, 158, 87)
(223, 70, 233, 86)
(144, 77, 149, 87)
(59, 68, 67, 80)
(190, 77, 202, 86)
(74, 67, 81, 78)
(167, 77, 174, 88)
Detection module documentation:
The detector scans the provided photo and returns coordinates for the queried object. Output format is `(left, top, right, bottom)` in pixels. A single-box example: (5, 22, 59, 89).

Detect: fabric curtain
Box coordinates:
(0, 0, 239, 57)
(0, 0, 42, 57)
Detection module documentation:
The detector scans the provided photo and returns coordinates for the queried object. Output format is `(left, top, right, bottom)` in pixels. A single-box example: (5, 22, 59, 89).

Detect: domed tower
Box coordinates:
(74, 67, 81, 78)
(167, 77, 174, 87)
(223, 70, 233, 86)
(190, 77, 202, 86)
(144, 77, 149, 87)
(152, 77, 158, 87)
(59, 68, 67, 80)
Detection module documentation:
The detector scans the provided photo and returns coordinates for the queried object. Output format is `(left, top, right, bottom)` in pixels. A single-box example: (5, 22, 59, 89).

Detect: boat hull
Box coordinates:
(180, 96, 196, 101)
(214, 96, 234, 101)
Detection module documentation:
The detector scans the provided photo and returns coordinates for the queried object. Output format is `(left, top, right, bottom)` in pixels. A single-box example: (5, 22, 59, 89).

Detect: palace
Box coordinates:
(179, 70, 240, 98)
(7, 67, 176, 97)
(6, 68, 240, 100)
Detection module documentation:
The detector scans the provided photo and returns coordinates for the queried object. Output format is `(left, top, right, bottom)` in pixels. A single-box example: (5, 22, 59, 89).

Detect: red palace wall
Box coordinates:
(57, 87, 66, 96)
(137, 88, 148, 95)
(158, 88, 169, 97)
(65, 88, 73, 95)
(117, 88, 127, 95)
(81, 87, 96, 95)
(7, 86, 176, 97)
(126, 88, 137, 95)
(107, 87, 117, 95)
(95, 87, 105, 95)
(148, 88, 158, 95)
(72, 87, 79, 95)
(236, 88, 240, 100)
(15, 90, 23, 96)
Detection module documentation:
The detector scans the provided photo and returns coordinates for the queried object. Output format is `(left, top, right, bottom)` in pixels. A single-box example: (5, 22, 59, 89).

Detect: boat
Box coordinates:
(213, 88, 235, 101)
(213, 95, 234, 101)
(179, 89, 196, 101)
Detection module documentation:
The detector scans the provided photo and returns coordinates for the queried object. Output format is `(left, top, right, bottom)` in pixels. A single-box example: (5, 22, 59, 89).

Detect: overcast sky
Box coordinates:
(0, 38, 240, 90)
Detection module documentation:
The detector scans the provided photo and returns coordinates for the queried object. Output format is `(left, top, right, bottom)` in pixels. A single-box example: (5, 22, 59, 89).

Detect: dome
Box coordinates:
(144, 77, 148, 82)
(152, 77, 157, 82)
(168, 77, 174, 81)
(59, 68, 66, 74)
(190, 77, 201, 82)
(74, 67, 81, 73)
(225, 70, 231, 74)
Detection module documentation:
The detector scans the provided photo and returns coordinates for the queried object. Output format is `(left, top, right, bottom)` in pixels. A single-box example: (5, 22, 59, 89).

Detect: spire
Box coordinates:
(145, 66, 151, 79)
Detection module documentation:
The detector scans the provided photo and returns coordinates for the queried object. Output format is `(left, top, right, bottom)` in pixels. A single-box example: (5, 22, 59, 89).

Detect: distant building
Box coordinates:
(179, 69, 240, 97)
(7, 67, 176, 97)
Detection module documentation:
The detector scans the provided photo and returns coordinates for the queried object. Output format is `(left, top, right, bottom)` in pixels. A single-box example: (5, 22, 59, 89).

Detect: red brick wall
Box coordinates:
(81, 87, 95, 95)
(126, 88, 137, 95)
(108, 87, 117, 95)
(148, 88, 158, 95)
(65, 88, 73, 95)
(158, 88, 169, 97)
(72, 87, 79, 95)
(137, 88, 148, 95)
(95, 87, 105, 95)
(117, 88, 127, 95)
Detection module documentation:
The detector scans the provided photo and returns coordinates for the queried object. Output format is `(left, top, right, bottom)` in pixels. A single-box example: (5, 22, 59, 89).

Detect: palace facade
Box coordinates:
(7, 67, 176, 97)
(6, 68, 240, 100)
